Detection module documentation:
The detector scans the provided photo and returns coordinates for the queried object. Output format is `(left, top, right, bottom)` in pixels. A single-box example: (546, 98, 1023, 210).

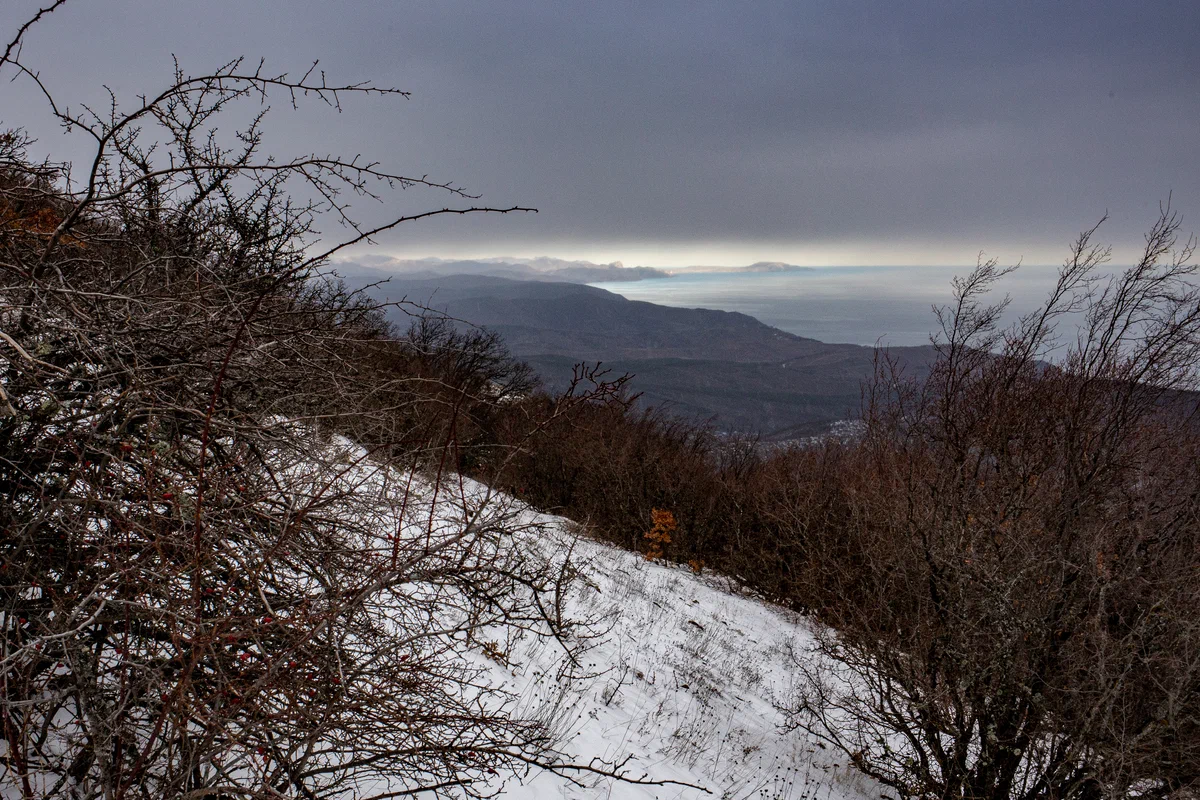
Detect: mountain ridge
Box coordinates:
(353, 273, 936, 437)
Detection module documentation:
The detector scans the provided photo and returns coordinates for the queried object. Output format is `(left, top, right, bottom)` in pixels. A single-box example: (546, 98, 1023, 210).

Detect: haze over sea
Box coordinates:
(595, 265, 1063, 347)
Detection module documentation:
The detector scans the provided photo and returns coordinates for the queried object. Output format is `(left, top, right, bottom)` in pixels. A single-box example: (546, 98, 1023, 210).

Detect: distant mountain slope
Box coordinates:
(523, 354, 877, 435)
(358, 274, 935, 437)
(362, 274, 868, 362)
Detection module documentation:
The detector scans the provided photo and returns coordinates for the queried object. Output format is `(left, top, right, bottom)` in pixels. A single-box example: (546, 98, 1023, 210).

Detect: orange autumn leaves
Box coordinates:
(643, 508, 675, 561)
(643, 509, 705, 573)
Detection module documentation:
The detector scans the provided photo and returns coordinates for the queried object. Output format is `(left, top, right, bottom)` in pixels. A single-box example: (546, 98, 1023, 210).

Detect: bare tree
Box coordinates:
(786, 208, 1200, 799)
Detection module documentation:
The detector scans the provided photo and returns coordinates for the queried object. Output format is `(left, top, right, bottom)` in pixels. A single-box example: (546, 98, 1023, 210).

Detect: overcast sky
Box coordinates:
(3, 1, 1198, 267)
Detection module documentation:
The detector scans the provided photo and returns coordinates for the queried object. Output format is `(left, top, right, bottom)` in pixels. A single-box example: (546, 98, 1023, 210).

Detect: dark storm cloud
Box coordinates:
(3, 1, 1198, 263)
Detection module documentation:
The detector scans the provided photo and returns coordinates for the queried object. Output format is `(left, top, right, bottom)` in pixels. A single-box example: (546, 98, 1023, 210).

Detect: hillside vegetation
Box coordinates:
(352, 273, 936, 436)
(3, 6, 1200, 798)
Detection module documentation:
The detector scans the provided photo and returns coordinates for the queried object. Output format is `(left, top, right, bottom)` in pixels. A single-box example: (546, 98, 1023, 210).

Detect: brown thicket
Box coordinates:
(784, 214, 1200, 799)
(0, 5, 680, 798)
(491, 391, 839, 601)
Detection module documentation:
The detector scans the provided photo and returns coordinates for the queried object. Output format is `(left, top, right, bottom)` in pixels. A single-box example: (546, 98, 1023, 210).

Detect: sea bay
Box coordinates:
(594, 265, 1063, 347)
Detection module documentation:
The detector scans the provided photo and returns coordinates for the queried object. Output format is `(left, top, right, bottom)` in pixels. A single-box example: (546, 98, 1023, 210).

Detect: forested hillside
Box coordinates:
(353, 273, 935, 436)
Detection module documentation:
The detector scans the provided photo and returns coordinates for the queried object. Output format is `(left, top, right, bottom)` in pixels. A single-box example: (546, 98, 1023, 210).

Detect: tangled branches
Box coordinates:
(785, 209, 1200, 799)
(0, 6, 661, 798)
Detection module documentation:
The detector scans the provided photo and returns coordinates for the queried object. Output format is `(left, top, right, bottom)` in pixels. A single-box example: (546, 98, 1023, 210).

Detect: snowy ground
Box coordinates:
(292, 439, 878, 798)
(3, 426, 877, 799)
(472, 511, 875, 800)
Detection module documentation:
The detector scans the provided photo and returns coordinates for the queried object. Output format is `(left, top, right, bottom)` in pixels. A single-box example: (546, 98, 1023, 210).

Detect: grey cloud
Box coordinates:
(2, 0, 1197, 263)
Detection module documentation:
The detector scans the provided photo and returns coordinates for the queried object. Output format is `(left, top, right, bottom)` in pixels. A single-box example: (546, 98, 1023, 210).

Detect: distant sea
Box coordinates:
(594, 265, 1062, 347)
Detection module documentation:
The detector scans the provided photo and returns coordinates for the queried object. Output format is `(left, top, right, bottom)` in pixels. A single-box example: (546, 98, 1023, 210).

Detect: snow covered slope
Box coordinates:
(289, 437, 877, 798)
(2, 418, 874, 799)
(473, 511, 875, 800)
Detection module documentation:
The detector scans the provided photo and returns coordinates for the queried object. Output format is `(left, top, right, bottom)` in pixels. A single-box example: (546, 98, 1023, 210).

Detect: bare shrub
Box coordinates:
(786, 209, 1200, 799)
(0, 7, 688, 798)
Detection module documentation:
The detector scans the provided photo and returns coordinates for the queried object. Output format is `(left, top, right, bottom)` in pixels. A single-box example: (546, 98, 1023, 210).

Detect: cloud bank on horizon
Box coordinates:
(2, 0, 1197, 267)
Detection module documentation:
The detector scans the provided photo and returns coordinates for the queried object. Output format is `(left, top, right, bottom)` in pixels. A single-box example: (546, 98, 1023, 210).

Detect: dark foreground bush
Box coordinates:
(0, 10, 675, 795)
(782, 218, 1200, 799)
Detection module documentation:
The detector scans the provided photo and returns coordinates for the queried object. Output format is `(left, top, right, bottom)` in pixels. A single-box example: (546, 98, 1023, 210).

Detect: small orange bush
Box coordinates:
(643, 508, 676, 560)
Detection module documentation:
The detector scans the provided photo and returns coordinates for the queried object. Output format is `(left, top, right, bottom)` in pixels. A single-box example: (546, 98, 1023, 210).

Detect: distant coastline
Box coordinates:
(334, 256, 812, 284)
